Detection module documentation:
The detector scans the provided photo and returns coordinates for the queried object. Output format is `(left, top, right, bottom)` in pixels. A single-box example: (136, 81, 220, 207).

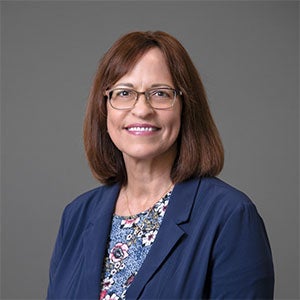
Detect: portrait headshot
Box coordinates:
(1, 1, 298, 299)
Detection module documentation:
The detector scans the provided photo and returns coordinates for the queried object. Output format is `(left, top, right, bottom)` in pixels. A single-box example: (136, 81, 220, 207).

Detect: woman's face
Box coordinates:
(106, 47, 182, 164)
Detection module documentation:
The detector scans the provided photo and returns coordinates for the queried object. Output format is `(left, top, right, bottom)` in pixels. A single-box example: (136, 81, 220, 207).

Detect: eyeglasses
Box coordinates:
(106, 87, 182, 110)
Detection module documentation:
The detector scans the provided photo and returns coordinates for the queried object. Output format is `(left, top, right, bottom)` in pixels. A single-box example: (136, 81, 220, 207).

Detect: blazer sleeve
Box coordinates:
(46, 207, 67, 299)
(209, 200, 274, 299)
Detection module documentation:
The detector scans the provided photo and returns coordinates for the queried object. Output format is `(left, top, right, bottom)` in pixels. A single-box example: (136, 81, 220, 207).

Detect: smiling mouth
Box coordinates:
(126, 126, 159, 132)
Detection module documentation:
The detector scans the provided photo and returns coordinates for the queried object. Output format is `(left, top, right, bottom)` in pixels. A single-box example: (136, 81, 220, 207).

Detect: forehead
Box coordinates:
(113, 48, 173, 87)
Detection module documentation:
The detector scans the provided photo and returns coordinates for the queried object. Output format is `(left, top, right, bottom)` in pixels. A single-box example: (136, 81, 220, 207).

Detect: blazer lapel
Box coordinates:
(81, 184, 120, 299)
(126, 178, 202, 299)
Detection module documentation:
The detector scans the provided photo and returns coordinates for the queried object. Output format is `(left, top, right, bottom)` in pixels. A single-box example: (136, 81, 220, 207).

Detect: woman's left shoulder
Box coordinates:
(194, 177, 260, 217)
(202, 176, 253, 202)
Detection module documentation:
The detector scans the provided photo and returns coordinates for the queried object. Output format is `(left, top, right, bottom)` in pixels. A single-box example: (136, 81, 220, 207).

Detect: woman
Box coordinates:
(47, 31, 274, 299)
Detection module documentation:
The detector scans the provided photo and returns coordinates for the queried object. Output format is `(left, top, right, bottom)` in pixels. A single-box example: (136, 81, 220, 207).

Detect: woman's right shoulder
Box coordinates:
(61, 184, 119, 226)
(65, 185, 107, 210)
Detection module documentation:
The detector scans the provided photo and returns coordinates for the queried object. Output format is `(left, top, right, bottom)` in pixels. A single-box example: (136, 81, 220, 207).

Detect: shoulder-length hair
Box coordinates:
(83, 31, 224, 185)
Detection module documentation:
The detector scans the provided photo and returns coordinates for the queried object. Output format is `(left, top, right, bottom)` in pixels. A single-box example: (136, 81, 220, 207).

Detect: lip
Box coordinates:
(124, 123, 161, 136)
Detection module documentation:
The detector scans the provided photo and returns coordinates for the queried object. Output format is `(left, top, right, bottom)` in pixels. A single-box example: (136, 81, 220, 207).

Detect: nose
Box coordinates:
(131, 93, 154, 117)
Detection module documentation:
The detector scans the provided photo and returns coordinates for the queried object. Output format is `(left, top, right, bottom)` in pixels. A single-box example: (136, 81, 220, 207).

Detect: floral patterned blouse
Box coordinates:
(99, 190, 172, 300)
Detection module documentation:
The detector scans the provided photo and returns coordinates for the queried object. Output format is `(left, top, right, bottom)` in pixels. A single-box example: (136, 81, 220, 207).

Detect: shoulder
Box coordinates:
(200, 177, 250, 199)
(185, 177, 261, 226)
(195, 179, 274, 296)
(60, 184, 119, 233)
(64, 185, 109, 214)
(185, 177, 272, 257)
(171, 176, 260, 230)
(198, 176, 254, 209)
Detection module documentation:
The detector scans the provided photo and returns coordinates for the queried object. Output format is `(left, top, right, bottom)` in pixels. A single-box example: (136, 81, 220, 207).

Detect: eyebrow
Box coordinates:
(113, 83, 173, 89)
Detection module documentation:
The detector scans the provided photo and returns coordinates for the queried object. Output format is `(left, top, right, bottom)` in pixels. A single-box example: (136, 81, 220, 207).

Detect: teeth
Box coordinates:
(127, 127, 156, 132)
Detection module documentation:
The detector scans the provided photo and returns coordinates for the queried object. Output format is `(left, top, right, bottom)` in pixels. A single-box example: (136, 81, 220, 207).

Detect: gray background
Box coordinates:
(1, 1, 299, 299)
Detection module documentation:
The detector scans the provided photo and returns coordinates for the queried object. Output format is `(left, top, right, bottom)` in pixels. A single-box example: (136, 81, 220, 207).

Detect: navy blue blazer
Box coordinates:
(47, 177, 274, 299)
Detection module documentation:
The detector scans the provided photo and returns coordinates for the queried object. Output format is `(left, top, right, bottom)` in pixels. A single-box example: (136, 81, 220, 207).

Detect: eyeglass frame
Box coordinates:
(105, 86, 183, 110)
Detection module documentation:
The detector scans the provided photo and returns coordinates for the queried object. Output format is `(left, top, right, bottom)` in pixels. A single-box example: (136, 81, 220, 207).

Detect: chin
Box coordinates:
(123, 145, 177, 163)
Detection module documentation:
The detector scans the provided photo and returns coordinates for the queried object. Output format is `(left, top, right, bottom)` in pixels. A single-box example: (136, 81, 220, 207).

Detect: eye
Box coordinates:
(116, 89, 133, 97)
(110, 89, 136, 100)
(151, 89, 172, 99)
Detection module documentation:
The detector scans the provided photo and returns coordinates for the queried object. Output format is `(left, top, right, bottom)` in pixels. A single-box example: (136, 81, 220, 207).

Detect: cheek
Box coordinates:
(106, 109, 125, 146)
(170, 107, 182, 137)
(106, 118, 121, 151)
(106, 111, 118, 141)
(107, 108, 120, 131)
(106, 114, 113, 132)
(174, 120, 181, 141)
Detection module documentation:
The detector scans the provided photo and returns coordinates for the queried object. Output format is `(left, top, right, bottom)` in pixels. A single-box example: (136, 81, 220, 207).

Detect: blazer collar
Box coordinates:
(127, 177, 202, 299)
(81, 177, 201, 299)
(82, 183, 121, 299)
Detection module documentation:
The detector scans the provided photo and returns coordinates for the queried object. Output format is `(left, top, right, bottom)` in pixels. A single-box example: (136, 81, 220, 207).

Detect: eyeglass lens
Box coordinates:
(108, 88, 178, 110)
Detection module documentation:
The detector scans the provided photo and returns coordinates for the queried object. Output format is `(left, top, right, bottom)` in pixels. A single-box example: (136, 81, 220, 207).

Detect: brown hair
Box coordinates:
(83, 31, 224, 185)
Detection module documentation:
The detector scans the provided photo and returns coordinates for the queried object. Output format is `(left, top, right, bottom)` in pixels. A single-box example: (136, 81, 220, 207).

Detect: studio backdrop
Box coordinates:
(1, 1, 299, 299)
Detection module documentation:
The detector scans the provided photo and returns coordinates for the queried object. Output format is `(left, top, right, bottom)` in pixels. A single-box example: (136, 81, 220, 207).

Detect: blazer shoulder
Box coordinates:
(64, 185, 107, 212)
(61, 184, 119, 232)
(197, 177, 257, 215)
(201, 177, 252, 201)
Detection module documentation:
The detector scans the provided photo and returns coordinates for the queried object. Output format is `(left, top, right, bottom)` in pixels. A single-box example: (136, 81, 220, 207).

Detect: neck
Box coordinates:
(125, 169, 173, 212)
(118, 155, 175, 215)
(124, 181, 173, 216)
